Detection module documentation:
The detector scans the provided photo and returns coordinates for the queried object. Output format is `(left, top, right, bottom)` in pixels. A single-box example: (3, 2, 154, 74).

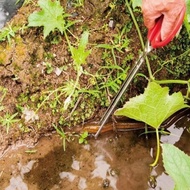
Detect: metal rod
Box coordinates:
(94, 47, 151, 139)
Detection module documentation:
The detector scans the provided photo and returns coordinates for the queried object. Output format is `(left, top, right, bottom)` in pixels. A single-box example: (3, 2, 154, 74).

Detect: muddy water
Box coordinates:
(0, 0, 23, 28)
(0, 114, 190, 190)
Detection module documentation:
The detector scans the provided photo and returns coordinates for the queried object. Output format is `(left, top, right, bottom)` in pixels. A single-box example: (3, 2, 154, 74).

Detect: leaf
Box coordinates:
(70, 31, 91, 67)
(114, 82, 188, 129)
(162, 144, 190, 190)
(28, 0, 69, 38)
(131, 0, 142, 9)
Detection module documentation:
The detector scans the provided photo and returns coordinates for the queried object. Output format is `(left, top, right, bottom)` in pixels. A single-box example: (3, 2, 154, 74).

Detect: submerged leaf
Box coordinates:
(115, 82, 188, 129)
(162, 144, 190, 190)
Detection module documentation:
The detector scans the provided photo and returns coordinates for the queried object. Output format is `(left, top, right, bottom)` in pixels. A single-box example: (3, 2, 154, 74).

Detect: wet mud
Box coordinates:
(1, 113, 190, 190)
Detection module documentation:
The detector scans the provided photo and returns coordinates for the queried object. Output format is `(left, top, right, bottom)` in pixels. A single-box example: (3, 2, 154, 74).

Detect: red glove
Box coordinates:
(142, 0, 186, 40)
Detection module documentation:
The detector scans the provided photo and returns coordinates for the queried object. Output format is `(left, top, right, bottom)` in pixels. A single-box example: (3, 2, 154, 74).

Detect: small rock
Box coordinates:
(102, 178, 110, 188)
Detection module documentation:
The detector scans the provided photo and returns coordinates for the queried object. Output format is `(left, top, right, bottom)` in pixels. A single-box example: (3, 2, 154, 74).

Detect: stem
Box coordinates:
(154, 79, 188, 85)
(186, 80, 190, 99)
(111, 48, 117, 65)
(64, 30, 72, 50)
(125, 1, 154, 80)
(150, 128, 160, 167)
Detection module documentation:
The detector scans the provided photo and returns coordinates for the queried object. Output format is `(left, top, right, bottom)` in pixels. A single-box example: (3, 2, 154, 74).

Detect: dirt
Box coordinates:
(0, 0, 143, 154)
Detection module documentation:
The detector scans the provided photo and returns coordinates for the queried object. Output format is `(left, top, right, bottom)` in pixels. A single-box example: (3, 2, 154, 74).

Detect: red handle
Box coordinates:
(148, 6, 186, 48)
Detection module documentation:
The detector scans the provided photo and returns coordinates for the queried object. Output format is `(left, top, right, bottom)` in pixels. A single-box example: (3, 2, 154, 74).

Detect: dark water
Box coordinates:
(0, 0, 23, 28)
(0, 113, 190, 190)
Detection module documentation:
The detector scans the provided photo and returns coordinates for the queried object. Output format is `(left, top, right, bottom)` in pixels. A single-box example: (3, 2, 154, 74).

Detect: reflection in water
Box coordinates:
(71, 157, 80, 170)
(92, 155, 110, 178)
(149, 166, 175, 190)
(160, 124, 184, 144)
(5, 175, 28, 190)
(59, 172, 76, 182)
(5, 160, 36, 190)
(155, 172, 174, 190)
(92, 154, 118, 189)
(78, 177, 87, 190)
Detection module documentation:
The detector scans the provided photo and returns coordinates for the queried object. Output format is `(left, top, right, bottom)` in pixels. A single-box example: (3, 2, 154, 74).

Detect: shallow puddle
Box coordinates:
(0, 113, 190, 190)
(0, 0, 23, 29)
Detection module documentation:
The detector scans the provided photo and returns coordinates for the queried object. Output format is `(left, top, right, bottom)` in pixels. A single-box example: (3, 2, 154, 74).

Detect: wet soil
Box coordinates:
(1, 113, 190, 190)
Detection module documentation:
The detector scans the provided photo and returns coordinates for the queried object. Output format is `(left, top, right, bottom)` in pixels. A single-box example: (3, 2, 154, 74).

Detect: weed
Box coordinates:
(43, 62, 54, 74)
(0, 112, 20, 133)
(79, 131, 88, 144)
(0, 24, 19, 44)
(53, 124, 68, 151)
(53, 124, 77, 151)
(35, 31, 91, 114)
(25, 149, 37, 154)
(72, 0, 84, 7)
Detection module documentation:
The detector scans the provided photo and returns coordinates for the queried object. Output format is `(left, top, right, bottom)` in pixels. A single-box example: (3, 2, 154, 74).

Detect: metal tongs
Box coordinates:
(94, 6, 186, 139)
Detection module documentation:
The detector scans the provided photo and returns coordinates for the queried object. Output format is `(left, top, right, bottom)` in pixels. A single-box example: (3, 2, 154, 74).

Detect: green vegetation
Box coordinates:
(0, 112, 19, 133)
(79, 131, 88, 144)
(28, 0, 75, 38)
(115, 82, 189, 166)
(0, 87, 20, 133)
(162, 144, 190, 190)
(54, 124, 88, 150)
(0, 24, 19, 44)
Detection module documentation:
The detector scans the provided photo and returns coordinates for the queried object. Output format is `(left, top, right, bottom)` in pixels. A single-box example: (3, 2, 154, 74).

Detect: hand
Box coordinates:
(142, 0, 186, 40)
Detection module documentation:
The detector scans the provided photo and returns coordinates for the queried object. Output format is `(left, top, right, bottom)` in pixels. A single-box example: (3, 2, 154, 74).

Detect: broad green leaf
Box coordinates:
(131, 0, 142, 9)
(162, 144, 190, 190)
(114, 82, 188, 129)
(28, 0, 69, 38)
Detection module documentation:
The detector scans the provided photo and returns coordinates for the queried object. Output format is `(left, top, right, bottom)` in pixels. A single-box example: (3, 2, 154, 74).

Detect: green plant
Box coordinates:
(44, 62, 54, 74)
(25, 149, 37, 154)
(53, 124, 72, 151)
(72, 0, 84, 7)
(162, 144, 190, 190)
(79, 131, 88, 144)
(54, 124, 88, 149)
(0, 112, 20, 133)
(34, 30, 92, 116)
(115, 82, 189, 166)
(0, 24, 19, 44)
(28, 0, 75, 38)
(59, 31, 91, 110)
